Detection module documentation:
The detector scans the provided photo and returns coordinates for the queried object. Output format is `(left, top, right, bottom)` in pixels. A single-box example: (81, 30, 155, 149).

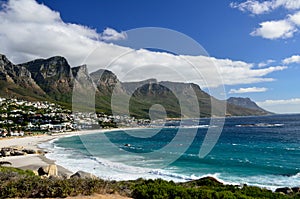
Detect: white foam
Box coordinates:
(236, 123, 284, 128)
(41, 139, 300, 191)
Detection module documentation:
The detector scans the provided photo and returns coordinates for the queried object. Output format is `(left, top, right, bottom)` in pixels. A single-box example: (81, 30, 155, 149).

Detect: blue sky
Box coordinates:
(0, 0, 300, 113)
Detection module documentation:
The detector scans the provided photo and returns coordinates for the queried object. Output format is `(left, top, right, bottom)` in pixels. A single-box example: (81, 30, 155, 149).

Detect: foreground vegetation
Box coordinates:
(0, 166, 299, 199)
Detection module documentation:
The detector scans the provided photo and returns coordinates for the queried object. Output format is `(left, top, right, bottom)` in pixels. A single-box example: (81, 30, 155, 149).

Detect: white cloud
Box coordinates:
(282, 55, 300, 64)
(231, 0, 300, 15)
(257, 98, 300, 113)
(232, 1, 300, 39)
(230, 1, 272, 15)
(101, 28, 127, 41)
(229, 87, 268, 94)
(0, 0, 126, 64)
(258, 59, 276, 67)
(259, 98, 300, 105)
(0, 0, 287, 89)
(250, 20, 296, 39)
(277, 0, 300, 10)
(289, 11, 300, 25)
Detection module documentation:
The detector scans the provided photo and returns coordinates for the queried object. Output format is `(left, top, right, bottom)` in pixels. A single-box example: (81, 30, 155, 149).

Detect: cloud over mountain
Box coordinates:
(229, 87, 268, 94)
(0, 0, 286, 89)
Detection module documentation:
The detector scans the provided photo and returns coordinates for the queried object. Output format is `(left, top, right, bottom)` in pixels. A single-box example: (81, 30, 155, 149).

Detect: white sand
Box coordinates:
(0, 128, 141, 173)
(0, 130, 106, 172)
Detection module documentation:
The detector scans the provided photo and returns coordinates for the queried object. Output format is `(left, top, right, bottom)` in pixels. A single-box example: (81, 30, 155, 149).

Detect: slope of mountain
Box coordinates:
(0, 54, 272, 118)
(19, 56, 75, 102)
(227, 97, 272, 115)
(0, 54, 46, 100)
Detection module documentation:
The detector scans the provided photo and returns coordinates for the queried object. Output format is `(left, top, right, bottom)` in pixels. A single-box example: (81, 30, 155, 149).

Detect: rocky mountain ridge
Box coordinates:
(0, 54, 272, 118)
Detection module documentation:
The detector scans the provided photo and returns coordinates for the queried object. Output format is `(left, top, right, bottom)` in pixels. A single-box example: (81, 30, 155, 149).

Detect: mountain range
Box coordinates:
(0, 54, 272, 118)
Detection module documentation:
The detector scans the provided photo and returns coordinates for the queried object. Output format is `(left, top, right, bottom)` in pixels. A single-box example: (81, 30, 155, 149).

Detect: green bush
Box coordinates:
(0, 166, 35, 176)
(0, 167, 296, 199)
(131, 178, 294, 199)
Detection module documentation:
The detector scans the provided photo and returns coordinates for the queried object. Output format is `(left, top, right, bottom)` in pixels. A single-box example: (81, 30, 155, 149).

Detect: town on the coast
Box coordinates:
(0, 97, 151, 138)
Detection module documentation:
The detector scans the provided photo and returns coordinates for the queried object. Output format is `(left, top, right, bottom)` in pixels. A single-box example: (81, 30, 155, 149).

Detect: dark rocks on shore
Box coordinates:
(70, 171, 98, 179)
(37, 164, 58, 178)
(35, 165, 98, 180)
(275, 187, 299, 195)
(22, 148, 37, 154)
(0, 161, 12, 166)
(292, 187, 300, 193)
(0, 146, 37, 157)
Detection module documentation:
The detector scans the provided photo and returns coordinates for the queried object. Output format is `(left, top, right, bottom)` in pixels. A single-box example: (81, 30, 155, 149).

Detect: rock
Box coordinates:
(0, 147, 37, 157)
(22, 149, 36, 154)
(32, 170, 39, 176)
(292, 187, 300, 193)
(0, 149, 10, 157)
(11, 150, 26, 156)
(0, 161, 12, 166)
(38, 164, 58, 177)
(37, 166, 47, 176)
(70, 171, 97, 179)
(275, 187, 293, 195)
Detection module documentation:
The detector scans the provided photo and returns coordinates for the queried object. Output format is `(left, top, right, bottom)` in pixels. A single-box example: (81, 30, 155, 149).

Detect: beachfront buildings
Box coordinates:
(0, 97, 142, 137)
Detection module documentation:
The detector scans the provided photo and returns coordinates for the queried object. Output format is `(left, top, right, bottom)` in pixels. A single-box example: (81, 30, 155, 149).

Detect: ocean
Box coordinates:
(40, 114, 300, 191)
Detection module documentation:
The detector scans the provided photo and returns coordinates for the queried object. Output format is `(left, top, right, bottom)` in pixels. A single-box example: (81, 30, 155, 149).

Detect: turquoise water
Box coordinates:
(41, 114, 300, 190)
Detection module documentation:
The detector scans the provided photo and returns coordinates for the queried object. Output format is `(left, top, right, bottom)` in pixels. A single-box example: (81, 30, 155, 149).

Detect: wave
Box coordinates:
(291, 172, 300, 178)
(221, 173, 300, 191)
(236, 123, 284, 128)
(285, 147, 300, 151)
(163, 125, 218, 129)
(39, 136, 300, 191)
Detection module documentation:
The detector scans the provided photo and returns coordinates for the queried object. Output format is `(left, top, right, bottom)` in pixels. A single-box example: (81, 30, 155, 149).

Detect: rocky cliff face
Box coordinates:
(90, 69, 124, 95)
(72, 64, 95, 90)
(0, 54, 45, 97)
(19, 56, 74, 100)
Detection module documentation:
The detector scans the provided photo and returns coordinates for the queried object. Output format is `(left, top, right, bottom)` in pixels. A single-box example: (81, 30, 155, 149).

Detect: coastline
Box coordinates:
(0, 128, 126, 176)
(1, 124, 299, 193)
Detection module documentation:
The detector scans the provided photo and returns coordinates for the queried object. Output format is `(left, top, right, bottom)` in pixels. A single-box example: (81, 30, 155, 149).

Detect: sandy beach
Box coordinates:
(0, 129, 107, 175)
(0, 128, 138, 199)
(0, 128, 142, 174)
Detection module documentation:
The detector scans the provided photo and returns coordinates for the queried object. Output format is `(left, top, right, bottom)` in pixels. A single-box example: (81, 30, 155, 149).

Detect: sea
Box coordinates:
(39, 114, 300, 191)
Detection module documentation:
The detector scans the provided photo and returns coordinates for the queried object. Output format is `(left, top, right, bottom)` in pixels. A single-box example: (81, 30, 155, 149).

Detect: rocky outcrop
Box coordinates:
(38, 164, 58, 177)
(70, 171, 98, 179)
(0, 161, 12, 166)
(72, 65, 97, 94)
(275, 187, 294, 195)
(19, 56, 74, 101)
(0, 146, 37, 157)
(292, 187, 300, 193)
(90, 69, 123, 95)
(275, 186, 300, 195)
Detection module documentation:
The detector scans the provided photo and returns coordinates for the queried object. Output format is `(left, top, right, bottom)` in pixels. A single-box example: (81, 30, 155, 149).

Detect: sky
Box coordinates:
(0, 0, 300, 113)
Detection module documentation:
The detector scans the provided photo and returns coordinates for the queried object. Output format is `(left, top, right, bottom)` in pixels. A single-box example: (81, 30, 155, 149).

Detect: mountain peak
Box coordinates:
(0, 53, 272, 118)
(227, 97, 272, 114)
(20, 56, 72, 79)
(46, 56, 68, 64)
(0, 54, 12, 67)
(72, 65, 88, 77)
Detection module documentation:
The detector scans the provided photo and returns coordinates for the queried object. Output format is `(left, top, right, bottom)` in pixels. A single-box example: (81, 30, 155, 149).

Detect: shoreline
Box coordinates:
(1, 126, 298, 193)
(0, 128, 133, 176)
